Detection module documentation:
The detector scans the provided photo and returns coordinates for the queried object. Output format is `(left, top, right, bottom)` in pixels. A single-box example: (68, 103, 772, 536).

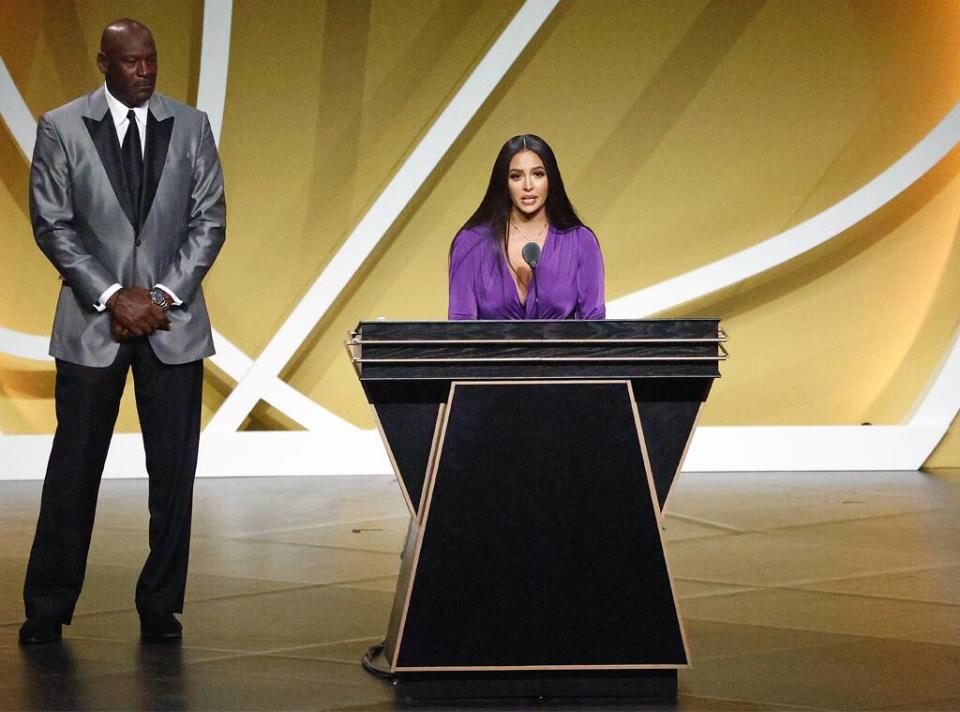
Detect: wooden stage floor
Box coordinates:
(1, 471, 958, 710)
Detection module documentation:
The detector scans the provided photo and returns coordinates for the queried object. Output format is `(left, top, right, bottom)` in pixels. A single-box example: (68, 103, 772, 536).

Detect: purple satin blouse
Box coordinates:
(448, 224, 605, 320)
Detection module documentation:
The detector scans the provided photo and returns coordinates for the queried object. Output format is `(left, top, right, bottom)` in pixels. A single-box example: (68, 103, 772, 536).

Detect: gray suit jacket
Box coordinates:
(30, 87, 226, 367)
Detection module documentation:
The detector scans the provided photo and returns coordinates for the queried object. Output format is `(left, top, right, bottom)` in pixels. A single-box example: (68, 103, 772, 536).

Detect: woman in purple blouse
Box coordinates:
(448, 134, 605, 320)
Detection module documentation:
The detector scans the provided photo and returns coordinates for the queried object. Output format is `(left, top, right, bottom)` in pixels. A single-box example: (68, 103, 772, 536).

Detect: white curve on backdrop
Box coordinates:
(900, 318, 960, 468)
(188, 0, 344, 428)
(203, 0, 563, 434)
(0, 57, 54, 367)
(196, 0, 232, 146)
(0, 57, 66, 369)
(0, 1, 958, 476)
(0, 55, 36, 159)
(0, 6, 252, 377)
(0, 327, 50, 361)
(604, 100, 960, 469)
(607, 101, 960, 318)
(909, 326, 960, 429)
(0, 1, 336, 429)
(192, 0, 331, 428)
(0, 57, 45, 433)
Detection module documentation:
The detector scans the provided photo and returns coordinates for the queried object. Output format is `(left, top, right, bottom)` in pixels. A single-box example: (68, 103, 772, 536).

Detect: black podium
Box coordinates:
(348, 320, 725, 699)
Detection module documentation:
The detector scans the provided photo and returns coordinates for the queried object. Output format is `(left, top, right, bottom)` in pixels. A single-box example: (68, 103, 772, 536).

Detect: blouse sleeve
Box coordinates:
(448, 230, 479, 320)
(576, 228, 606, 320)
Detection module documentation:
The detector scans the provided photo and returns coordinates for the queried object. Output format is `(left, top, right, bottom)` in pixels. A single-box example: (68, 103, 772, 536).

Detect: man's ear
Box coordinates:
(96, 52, 108, 75)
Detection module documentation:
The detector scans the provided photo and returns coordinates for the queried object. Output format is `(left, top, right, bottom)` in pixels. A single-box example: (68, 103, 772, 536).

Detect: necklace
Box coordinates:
(509, 219, 548, 245)
(504, 219, 549, 299)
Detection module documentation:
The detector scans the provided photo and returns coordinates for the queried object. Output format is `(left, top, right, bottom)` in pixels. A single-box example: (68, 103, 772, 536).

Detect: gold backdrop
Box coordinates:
(1, 0, 958, 468)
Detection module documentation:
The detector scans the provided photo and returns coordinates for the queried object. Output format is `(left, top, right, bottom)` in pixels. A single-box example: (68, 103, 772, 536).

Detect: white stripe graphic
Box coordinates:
(196, 0, 233, 144)
(0, 56, 36, 158)
(607, 101, 960, 318)
(204, 0, 563, 433)
(0, 1, 957, 473)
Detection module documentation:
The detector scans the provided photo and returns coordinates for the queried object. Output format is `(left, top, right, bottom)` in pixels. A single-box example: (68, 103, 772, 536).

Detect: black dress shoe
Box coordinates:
(18, 618, 62, 645)
(139, 612, 182, 641)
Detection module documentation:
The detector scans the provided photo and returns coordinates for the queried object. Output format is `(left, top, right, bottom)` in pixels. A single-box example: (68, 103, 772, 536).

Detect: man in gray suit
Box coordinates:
(20, 18, 225, 644)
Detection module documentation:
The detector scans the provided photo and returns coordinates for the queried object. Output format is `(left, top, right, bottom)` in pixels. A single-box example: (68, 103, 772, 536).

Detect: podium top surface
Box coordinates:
(353, 318, 720, 340)
(349, 319, 726, 382)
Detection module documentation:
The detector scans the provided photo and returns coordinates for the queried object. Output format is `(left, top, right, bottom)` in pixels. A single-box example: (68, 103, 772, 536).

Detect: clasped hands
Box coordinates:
(106, 287, 170, 342)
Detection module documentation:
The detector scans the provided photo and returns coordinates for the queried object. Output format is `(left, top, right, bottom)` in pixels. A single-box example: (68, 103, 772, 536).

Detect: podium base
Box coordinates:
(394, 669, 677, 701)
(363, 645, 678, 700)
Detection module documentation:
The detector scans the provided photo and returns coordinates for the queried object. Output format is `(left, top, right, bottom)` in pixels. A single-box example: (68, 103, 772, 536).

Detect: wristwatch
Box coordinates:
(149, 287, 171, 311)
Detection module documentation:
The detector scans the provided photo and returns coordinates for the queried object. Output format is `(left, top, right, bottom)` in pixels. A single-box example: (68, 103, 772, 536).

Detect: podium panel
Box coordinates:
(390, 381, 687, 670)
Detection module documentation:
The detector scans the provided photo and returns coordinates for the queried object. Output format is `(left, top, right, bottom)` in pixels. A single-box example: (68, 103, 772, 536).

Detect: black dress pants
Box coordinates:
(23, 339, 203, 623)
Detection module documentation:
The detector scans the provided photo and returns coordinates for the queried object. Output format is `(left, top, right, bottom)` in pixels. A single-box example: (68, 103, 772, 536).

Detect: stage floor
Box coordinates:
(1, 471, 958, 711)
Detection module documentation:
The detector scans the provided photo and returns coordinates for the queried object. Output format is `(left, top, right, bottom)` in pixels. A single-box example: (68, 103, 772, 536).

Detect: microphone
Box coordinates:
(521, 242, 541, 269)
(521, 242, 541, 318)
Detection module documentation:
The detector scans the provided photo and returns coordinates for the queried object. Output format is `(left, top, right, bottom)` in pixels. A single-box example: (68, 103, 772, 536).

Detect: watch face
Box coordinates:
(150, 289, 166, 306)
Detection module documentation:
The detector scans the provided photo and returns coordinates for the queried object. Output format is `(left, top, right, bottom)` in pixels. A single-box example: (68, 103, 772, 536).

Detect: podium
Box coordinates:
(348, 320, 725, 699)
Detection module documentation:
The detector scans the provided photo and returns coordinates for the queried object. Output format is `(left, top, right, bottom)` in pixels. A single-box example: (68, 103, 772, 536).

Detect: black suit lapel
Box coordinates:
(83, 113, 138, 229)
(141, 111, 174, 231)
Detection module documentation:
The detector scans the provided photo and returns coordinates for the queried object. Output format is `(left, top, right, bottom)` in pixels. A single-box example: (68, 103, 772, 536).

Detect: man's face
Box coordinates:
(97, 27, 157, 107)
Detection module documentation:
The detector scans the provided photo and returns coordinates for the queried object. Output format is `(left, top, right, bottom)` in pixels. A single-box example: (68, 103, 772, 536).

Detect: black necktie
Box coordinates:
(121, 109, 143, 223)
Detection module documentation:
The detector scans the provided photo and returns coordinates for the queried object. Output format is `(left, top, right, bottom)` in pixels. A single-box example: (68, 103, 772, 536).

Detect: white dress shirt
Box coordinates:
(104, 83, 148, 157)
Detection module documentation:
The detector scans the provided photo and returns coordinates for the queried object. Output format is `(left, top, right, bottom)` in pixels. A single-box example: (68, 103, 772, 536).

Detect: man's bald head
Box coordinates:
(100, 18, 154, 52)
(97, 18, 157, 108)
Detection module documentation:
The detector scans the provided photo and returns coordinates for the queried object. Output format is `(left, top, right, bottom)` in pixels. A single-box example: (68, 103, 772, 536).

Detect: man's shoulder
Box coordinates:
(151, 93, 206, 123)
(41, 90, 208, 126)
(41, 90, 100, 125)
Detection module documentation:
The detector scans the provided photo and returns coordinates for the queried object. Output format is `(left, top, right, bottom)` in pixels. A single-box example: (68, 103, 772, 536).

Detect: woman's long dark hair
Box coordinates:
(455, 134, 585, 253)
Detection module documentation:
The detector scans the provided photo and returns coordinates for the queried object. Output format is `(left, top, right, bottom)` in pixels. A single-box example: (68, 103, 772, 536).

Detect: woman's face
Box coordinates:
(507, 150, 548, 218)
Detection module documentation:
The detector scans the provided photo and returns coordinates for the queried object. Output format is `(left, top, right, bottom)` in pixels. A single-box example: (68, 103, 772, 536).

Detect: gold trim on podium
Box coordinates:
(353, 355, 726, 364)
(660, 401, 704, 515)
(387, 379, 690, 673)
(370, 403, 447, 523)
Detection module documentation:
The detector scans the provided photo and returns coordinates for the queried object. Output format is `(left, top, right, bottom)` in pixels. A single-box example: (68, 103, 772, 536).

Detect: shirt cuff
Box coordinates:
(154, 284, 183, 306)
(94, 283, 123, 312)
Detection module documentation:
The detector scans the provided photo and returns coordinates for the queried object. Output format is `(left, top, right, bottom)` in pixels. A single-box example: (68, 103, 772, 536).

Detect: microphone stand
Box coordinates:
(531, 266, 539, 319)
(521, 241, 542, 319)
